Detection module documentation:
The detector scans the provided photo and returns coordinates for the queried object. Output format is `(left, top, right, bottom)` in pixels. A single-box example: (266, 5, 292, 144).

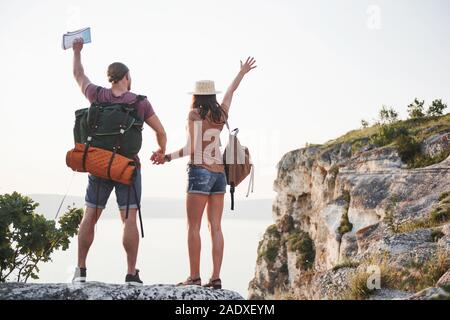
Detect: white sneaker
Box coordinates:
(72, 267, 87, 283)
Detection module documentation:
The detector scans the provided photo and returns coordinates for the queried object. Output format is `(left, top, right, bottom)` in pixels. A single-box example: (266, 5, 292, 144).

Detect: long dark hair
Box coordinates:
(192, 95, 225, 123)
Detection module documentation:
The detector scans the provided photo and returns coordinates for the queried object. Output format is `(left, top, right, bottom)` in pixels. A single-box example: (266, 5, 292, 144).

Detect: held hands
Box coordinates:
(240, 57, 257, 74)
(151, 149, 166, 165)
(72, 37, 84, 53)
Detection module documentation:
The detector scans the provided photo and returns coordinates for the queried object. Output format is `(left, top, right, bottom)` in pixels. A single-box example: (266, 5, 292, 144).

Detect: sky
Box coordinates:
(0, 0, 449, 200)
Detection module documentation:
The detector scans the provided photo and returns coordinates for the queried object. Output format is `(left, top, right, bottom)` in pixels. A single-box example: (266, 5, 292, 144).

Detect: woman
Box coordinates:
(152, 57, 257, 289)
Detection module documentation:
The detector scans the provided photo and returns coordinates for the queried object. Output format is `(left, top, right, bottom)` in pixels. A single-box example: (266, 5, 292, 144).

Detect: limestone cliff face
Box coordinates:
(249, 124, 450, 300)
(0, 282, 244, 300)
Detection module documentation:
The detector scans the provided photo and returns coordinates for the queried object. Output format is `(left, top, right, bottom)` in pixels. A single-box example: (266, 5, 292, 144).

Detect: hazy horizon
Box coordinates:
(27, 193, 274, 221)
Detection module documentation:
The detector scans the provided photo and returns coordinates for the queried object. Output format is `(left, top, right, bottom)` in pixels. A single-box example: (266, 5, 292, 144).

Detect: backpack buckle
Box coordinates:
(120, 129, 125, 134)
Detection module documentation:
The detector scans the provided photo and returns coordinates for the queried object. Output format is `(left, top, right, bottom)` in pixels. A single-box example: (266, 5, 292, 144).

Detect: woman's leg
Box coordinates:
(186, 193, 209, 279)
(206, 194, 225, 280)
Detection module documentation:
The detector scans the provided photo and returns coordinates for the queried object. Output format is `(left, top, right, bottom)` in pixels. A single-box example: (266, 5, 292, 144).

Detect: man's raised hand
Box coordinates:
(72, 38, 84, 53)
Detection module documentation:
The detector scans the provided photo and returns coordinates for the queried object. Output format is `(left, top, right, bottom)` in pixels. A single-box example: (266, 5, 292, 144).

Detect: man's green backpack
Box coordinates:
(74, 88, 146, 159)
(68, 87, 147, 237)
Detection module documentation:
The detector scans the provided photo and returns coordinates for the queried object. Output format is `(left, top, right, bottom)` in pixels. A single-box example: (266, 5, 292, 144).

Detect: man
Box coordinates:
(71, 38, 167, 285)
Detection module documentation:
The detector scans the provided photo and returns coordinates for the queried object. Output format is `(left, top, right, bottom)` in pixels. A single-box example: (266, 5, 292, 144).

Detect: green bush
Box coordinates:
(439, 191, 450, 202)
(430, 206, 450, 224)
(266, 224, 281, 238)
(407, 98, 426, 119)
(370, 124, 408, 147)
(431, 229, 445, 242)
(338, 191, 353, 235)
(0, 192, 83, 282)
(427, 99, 448, 117)
(262, 240, 280, 264)
(378, 106, 399, 124)
(394, 134, 422, 164)
(287, 231, 315, 270)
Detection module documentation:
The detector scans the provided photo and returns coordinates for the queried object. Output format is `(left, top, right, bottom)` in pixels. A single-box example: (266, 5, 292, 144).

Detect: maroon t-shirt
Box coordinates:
(84, 84, 155, 166)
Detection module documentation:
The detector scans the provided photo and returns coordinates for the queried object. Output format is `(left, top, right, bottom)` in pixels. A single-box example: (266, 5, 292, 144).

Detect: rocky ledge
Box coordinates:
(0, 282, 244, 300)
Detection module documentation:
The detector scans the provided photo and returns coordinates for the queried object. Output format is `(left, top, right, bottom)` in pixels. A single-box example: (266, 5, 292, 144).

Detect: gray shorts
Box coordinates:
(85, 169, 141, 210)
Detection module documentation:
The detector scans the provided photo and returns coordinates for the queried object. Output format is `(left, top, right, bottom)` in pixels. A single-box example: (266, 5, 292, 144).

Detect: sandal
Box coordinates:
(177, 276, 201, 287)
(203, 278, 222, 290)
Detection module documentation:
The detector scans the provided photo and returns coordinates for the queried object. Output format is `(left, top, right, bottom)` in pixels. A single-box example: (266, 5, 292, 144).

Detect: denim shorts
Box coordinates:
(187, 165, 227, 195)
(85, 169, 141, 210)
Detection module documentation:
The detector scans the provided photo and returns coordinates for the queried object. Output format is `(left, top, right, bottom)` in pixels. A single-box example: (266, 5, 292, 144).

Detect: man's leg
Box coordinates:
(120, 209, 139, 275)
(79, 174, 112, 269)
(77, 206, 103, 268)
(116, 169, 142, 276)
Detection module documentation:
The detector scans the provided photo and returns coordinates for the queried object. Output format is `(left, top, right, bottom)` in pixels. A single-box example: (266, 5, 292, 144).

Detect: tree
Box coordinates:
(0, 192, 83, 282)
(407, 98, 425, 119)
(427, 99, 447, 117)
(361, 119, 369, 128)
(378, 106, 398, 124)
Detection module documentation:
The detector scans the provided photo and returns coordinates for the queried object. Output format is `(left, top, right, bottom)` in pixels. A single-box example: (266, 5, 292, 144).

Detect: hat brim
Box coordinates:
(187, 91, 222, 95)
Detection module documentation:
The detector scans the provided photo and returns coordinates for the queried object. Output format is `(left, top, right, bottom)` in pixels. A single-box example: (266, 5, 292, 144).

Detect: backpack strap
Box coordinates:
(133, 183, 144, 238)
(129, 94, 146, 107)
(106, 107, 133, 179)
(125, 173, 144, 238)
(225, 120, 239, 136)
(246, 165, 255, 197)
(230, 183, 235, 211)
(82, 102, 102, 172)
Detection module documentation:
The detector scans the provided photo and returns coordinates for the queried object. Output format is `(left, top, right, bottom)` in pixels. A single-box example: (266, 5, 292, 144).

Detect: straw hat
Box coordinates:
(188, 80, 221, 95)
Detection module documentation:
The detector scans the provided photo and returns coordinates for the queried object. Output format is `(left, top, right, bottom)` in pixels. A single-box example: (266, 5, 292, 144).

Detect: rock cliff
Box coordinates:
(0, 282, 243, 300)
(249, 115, 450, 300)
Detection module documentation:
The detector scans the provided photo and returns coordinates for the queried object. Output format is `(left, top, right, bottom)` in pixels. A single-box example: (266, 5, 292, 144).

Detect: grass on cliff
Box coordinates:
(325, 113, 450, 147)
(341, 250, 450, 299)
(321, 113, 450, 168)
(338, 191, 353, 235)
(385, 191, 450, 234)
(332, 259, 360, 271)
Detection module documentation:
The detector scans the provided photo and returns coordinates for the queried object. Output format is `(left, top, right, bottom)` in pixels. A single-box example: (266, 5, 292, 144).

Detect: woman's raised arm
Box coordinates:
(221, 57, 257, 112)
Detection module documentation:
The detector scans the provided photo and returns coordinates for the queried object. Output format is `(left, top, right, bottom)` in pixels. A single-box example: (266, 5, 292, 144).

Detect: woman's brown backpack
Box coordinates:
(222, 122, 254, 210)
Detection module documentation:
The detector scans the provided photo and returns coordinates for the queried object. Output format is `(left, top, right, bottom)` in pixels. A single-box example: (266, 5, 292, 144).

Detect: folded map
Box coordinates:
(62, 27, 91, 50)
